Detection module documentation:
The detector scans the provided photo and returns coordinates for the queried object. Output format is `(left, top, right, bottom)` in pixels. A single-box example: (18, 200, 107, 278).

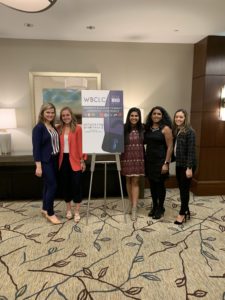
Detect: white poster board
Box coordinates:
(82, 90, 124, 154)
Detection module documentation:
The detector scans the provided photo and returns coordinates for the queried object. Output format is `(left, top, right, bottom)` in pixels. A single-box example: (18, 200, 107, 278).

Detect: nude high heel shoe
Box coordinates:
(46, 214, 62, 225)
(74, 212, 81, 223)
(66, 210, 73, 219)
(131, 207, 137, 221)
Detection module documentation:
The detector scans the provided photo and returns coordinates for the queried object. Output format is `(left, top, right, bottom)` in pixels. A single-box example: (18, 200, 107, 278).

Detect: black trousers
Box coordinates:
(176, 166, 193, 215)
(59, 154, 83, 203)
(149, 176, 167, 209)
(42, 155, 58, 216)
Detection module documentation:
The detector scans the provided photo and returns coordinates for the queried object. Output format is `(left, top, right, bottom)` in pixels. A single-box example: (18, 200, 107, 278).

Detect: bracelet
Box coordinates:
(164, 161, 170, 165)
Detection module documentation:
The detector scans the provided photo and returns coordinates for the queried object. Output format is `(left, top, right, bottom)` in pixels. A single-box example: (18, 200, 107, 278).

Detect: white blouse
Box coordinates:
(63, 134, 69, 153)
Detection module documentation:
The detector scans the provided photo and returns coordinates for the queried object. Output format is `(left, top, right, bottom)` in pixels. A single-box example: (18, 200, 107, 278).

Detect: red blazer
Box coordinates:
(59, 125, 87, 171)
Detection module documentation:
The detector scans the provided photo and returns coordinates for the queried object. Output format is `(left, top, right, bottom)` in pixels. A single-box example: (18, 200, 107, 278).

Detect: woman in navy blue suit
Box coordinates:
(32, 103, 61, 224)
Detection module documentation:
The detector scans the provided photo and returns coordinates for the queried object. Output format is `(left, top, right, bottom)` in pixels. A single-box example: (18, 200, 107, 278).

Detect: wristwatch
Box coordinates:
(164, 161, 170, 165)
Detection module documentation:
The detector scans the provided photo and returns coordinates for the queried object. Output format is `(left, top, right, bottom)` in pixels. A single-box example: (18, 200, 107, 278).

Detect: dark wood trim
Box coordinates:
(191, 178, 225, 196)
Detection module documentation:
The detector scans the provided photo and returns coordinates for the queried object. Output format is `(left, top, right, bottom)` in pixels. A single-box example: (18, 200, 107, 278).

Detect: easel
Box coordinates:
(86, 153, 127, 225)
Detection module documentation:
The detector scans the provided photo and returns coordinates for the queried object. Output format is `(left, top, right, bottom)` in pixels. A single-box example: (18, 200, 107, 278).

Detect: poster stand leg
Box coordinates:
(86, 154, 127, 225)
(115, 154, 126, 221)
(104, 162, 107, 212)
(86, 154, 96, 225)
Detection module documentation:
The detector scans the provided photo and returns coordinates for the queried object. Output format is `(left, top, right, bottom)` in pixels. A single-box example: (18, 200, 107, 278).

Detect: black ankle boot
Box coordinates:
(153, 207, 165, 219)
(148, 206, 157, 217)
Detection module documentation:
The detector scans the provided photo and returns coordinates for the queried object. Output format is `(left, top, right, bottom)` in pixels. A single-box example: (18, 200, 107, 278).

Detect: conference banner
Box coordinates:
(82, 90, 124, 154)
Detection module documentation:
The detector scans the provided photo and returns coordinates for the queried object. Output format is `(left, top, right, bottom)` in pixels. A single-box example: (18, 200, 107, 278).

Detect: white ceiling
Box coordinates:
(1, 0, 225, 44)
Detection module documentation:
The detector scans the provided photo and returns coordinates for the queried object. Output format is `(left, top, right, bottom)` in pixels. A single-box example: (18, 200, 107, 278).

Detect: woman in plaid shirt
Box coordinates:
(173, 109, 197, 225)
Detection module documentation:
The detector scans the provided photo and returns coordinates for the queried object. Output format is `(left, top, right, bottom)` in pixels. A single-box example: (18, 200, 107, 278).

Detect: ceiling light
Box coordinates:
(0, 0, 58, 13)
(24, 23, 34, 28)
(86, 26, 95, 30)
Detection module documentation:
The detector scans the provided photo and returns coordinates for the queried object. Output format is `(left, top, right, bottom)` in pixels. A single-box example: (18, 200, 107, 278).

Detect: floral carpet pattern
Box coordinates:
(0, 189, 225, 300)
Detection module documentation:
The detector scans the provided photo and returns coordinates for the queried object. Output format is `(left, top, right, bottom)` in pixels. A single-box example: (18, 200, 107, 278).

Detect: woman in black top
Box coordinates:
(172, 109, 197, 225)
(145, 106, 173, 219)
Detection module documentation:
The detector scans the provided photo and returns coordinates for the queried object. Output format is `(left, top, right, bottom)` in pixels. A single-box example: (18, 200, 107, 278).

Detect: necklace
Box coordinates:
(151, 127, 160, 132)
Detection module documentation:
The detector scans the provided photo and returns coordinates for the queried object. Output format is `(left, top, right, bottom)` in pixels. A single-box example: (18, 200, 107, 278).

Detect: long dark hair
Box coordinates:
(145, 106, 172, 131)
(172, 108, 191, 136)
(124, 107, 144, 144)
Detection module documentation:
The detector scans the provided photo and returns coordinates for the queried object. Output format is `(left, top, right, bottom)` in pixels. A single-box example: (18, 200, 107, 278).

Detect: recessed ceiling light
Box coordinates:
(86, 25, 95, 30)
(24, 23, 34, 28)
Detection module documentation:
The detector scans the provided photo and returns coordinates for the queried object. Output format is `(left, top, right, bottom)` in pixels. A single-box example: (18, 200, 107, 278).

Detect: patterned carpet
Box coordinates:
(0, 189, 224, 300)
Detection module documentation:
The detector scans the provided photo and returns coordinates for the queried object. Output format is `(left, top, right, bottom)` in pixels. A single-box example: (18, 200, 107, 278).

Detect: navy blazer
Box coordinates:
(32, 122, 58, 163)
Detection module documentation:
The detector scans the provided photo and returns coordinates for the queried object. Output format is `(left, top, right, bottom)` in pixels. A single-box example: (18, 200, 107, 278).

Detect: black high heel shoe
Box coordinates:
(174, 213, 187, 225)
(186, 210, 191, 220)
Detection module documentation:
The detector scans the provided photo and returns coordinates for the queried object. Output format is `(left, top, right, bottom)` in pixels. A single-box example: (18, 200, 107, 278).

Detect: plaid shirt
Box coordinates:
(174, 128, 196, 168)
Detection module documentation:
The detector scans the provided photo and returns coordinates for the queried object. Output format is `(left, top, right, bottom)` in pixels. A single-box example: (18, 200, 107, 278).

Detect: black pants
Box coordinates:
(59, 154, 83, 203)
(149, 176, 166, 209)
(176, 166, 193, 215)
(42, 155, 58, 216)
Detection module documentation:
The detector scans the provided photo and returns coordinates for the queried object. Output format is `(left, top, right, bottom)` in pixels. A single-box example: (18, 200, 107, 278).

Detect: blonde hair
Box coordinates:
(59, 106, 77, 134)
(38, 103, 56, 126)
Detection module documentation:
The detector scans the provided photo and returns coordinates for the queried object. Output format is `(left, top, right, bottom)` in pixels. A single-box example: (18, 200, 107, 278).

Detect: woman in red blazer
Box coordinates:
(58, 106, 87, 223)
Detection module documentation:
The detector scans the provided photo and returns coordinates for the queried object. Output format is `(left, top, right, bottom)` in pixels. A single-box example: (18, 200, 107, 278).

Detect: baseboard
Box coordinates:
(191, 178, 225, 195)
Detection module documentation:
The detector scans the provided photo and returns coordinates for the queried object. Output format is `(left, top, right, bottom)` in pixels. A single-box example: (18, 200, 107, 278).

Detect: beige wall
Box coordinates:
(0, 38, 193, 152)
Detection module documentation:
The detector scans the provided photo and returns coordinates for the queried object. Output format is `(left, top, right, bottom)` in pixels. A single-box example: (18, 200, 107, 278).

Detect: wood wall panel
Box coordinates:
(191, 36, 225, 195)
(217, 121, 225, 147)
(200, 112, 221, 147)
(197, 148, 225, 180)
(193, 38, 207, 78)
(206, 36, 225, 75)
(204, 76, 225, 111)
(190, 112, 202, 147)
(191, 77, 204, 111)
(195, 146, 200, 173)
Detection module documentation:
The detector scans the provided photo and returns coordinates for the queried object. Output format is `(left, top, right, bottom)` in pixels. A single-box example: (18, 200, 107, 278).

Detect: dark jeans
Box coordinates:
(149, 176, 166, 209)
(42, 155, 58, 216)
(176, 166, 194, 215)
(59, 153, 83, 203)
